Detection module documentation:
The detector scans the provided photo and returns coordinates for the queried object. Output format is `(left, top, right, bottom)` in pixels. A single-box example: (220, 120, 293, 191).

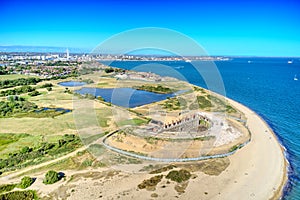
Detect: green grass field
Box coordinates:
(0, 113, 76, 135)
(0, 74, 38, 81)
(117, 118, 148, 126)
(0, 133, 30, 153)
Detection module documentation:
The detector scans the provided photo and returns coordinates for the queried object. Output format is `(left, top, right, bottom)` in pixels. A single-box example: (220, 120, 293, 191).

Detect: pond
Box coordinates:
(58, 81, 86, 87)
(36, 107, 72, 113)
(75, 87, 175, 108)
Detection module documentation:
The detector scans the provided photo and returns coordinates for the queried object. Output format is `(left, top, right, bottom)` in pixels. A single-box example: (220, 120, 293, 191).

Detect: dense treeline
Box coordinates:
(0, 83, 54, 97)
(0, 134, 81, 172)
(0, 98, 70, 118)
(39, 83, 53, 88)
(0, 85, 36, 97)
(0, 77, 42, 89)
(0, 98, 38, 117)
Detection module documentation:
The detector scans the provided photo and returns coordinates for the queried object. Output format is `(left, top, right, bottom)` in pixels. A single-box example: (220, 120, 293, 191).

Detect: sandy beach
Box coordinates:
(209, 98, 288, 199)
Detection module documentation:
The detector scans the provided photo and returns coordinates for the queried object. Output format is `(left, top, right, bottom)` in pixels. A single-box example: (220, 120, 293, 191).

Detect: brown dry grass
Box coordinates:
(177, 158, 230, 176)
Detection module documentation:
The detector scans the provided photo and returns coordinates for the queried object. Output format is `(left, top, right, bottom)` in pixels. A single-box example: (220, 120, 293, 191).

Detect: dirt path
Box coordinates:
(0, 136, 105, 183)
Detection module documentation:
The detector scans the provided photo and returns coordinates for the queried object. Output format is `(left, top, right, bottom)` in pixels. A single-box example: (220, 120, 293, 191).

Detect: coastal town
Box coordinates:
(0, 50, 231, 77)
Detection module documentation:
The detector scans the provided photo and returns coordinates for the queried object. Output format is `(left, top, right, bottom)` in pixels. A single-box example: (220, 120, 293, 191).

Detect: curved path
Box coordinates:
(102, 130, 251, 162)
(0, 136, 104, 183)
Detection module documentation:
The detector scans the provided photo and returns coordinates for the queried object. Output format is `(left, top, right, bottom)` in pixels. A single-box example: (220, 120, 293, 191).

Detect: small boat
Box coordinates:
(288, 60, 293, 64)
(294, 74, 298, 81)
(174, 66, 184, 69)
(248, 60, 252, 64)
(185, 59, 191, 63)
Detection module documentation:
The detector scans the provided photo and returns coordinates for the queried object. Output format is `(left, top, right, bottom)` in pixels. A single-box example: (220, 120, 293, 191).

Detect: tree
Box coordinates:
(20, 146, 31, 154)
(58, 139, 66, 147)
(28, 90, 40, 97)
(43, 170, 60, 184)
(46, 87, 52, 91)
(64, 88, 70, 93)
(19, 176, 34, 189)
(104, 68, 114, 73)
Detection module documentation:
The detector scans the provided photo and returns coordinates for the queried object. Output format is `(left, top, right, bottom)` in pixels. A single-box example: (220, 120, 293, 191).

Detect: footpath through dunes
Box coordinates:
(212, 98, 287, 200)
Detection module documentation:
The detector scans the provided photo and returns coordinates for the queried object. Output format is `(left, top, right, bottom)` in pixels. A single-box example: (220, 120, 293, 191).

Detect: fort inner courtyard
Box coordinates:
(102, 111, 250, 161)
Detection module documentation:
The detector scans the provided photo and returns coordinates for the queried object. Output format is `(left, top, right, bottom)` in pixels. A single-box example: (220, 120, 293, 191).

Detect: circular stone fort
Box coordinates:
(102, 111, 250, 161)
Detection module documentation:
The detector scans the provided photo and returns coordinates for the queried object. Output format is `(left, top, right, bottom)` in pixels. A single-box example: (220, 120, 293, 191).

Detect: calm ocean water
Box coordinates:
(100, 58, 300, 200)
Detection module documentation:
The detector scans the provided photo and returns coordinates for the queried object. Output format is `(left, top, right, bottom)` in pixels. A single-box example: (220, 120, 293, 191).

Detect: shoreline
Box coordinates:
(102, 84, 288, 199)
(0, 73, 288, 199)
(103, 80, 289, 199)
(225, 97, 288, 199)
(102, 93, 288, 199)
(252, 108, 288, 200)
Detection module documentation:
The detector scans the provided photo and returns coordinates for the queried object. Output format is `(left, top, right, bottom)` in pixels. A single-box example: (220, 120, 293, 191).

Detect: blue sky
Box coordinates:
(0, 0, 300, 56)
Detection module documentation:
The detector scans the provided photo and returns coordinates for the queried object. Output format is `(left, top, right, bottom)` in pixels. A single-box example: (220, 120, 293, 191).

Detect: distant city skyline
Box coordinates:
(1, 0, 300, 56)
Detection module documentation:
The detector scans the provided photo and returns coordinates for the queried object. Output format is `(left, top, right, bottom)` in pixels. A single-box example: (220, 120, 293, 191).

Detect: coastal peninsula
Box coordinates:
(0, 62, 287, 200)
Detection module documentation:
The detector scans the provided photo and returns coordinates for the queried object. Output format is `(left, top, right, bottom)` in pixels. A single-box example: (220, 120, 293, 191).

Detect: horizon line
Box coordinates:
(0, 45, 300, 58)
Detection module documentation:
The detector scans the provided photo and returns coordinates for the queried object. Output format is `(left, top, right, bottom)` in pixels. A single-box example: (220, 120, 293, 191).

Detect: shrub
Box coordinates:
(138, 175, 163, 190)
(0, 184, 17, 193)
(40, 83, 53, 88)
(97, 96, 105, 101)
(19, 176, 34, 189)
(166, 169, 191, 183)
(104, 68, 114, 73)
(0, 190, 38, 200)
(20, 146, 31, 154)
(81, 159, 93, 167)
(28, 90, 41, 97)
(43, 170, 60, 184)
(150, 165, 175, 174)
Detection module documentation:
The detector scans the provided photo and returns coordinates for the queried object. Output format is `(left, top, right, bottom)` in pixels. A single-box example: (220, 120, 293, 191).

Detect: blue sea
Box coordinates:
(100, 58, 300, 200)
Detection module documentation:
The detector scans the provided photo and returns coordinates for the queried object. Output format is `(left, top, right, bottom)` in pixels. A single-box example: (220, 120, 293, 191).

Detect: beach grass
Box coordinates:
(0, 133, 42, 159)
(0, 190, 39, 200)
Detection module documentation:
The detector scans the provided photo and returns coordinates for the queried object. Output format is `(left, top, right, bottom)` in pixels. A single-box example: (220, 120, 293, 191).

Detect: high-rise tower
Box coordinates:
(66, 48, 69, 60)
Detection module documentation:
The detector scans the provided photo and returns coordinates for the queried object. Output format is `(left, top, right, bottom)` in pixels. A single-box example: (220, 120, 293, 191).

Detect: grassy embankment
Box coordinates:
(159, 86, 238, 114)
(0, 134, 82, 173)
